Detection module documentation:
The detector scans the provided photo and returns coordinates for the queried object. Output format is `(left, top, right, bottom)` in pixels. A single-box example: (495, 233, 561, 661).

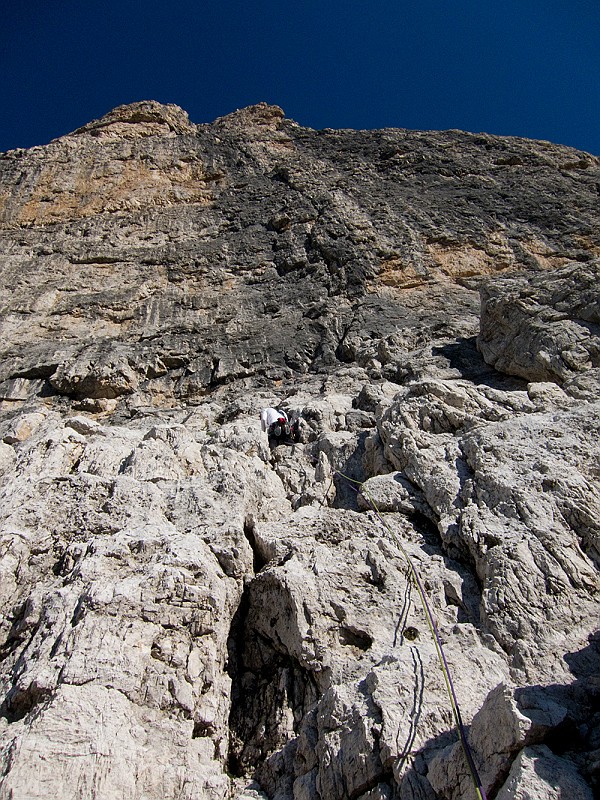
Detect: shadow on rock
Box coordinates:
(432, 337, 527, 388)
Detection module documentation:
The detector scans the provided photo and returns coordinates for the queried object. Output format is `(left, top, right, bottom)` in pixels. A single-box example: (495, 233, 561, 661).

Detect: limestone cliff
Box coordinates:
(0, 100, 598, 799)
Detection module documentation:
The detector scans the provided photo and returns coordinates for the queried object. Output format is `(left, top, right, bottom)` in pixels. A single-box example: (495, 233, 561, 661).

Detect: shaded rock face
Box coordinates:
(0, 101, 599, 799)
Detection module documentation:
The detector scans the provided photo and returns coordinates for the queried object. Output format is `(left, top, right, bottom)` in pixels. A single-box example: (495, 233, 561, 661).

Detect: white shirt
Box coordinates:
(260, 408, 288, 432)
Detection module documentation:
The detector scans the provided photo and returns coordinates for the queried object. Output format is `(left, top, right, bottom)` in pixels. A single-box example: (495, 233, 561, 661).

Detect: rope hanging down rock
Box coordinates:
(336, 471, 488, 800)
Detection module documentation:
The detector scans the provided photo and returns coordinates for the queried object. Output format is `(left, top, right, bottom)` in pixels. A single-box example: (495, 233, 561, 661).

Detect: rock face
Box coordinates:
(479, 261, 600, 385)
(0, 100, 599, 799)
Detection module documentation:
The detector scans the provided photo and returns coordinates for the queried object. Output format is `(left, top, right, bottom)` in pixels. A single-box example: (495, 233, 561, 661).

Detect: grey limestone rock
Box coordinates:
(496, 744, 594, 800)
(478, 261, 600, 385)
(0, 102, 599, 798)
(427, 682, 570, 799)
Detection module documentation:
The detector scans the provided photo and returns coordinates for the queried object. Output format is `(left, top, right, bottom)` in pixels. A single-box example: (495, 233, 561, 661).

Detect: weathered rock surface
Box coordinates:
(0, 101, 599, 798)
(479, 261, 600, 385)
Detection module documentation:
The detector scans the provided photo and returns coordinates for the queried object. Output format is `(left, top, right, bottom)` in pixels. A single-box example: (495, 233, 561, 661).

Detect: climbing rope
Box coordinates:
(336, 472, 488, 800)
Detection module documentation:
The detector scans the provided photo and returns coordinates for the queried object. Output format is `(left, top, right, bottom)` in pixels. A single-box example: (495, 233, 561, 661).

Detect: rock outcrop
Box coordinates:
(0, 101, 599, 799)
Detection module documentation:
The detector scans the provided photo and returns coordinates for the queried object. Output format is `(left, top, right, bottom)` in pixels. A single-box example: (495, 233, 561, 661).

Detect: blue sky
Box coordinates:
(1, 0, 599, 154)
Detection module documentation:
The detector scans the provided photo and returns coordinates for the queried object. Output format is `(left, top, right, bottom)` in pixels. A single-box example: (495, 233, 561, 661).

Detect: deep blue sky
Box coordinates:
(1, 0, 599, 154)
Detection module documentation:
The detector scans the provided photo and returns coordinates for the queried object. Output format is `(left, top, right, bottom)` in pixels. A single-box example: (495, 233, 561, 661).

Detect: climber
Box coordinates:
(260, 407, 300, 449)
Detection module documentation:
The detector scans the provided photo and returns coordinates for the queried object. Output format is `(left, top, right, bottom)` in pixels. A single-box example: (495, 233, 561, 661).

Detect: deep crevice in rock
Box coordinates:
(1, 682, 53, 724)
(225, 578, 323, 785)
(243, 516, 268, 573)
